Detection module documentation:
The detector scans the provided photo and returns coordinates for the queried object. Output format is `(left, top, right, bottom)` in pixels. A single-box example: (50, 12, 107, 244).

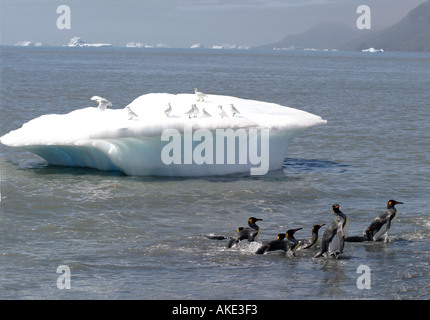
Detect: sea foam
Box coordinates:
(0, 93, 327, 176)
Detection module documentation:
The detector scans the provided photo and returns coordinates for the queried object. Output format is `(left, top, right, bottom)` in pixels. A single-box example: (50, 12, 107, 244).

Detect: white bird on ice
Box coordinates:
(230, 103, 240, 117)
(218, 105, 229, 118)
(194, 87, 207, 102)
(192, 104, 200, 117)
(185, 104, 194, 118)
(125, 106, 138, 120)
(91, 96, 112, 111)
(202, 108, 212, 117)
(164, 102, 172, 117)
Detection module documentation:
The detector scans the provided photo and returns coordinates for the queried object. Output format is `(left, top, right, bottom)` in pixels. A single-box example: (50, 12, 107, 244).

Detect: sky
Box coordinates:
(0, 0, 427, 47)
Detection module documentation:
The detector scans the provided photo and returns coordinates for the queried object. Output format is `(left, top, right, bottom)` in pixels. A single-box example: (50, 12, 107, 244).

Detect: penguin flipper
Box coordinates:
(227, 237, 239, 248)
(255, 244, 269, 254)
(204, 235, 228, 240)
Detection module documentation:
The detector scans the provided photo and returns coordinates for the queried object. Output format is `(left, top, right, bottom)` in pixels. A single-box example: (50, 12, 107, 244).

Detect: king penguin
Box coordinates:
(365, 200, 403, 242)
(314, 204, 348, 258)
(298, 224, 325, 250)
(255, 228, 302, 255)
(227, 217, 263, 248)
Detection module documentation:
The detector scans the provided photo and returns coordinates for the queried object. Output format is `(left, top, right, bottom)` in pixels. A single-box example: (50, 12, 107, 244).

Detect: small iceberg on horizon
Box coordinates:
(14, 41, 44, 47)
(362, 47, 384, 53)
(0, 93, 327, 177)
(67, 36, 112, 47)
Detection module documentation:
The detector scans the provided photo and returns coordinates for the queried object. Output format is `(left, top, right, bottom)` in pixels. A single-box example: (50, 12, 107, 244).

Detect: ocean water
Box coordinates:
(1, 46, 430, 300)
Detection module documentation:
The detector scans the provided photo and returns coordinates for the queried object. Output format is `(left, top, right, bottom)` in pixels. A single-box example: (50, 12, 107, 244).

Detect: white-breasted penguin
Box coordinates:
(365, 200, 403, 242)
(314, 204, 348, 258)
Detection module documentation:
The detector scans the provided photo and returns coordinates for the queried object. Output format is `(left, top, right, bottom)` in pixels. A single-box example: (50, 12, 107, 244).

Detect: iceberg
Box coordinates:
(67, 36, 112, 47)
(362, 47, 384, 53)
(0, 93, 327, 176)
(126, 42, 144, 48)
(14, 41, 44, 47)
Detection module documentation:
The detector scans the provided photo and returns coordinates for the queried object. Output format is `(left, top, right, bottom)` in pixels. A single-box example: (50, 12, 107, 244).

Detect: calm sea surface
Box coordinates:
(1, 46, 429, 300)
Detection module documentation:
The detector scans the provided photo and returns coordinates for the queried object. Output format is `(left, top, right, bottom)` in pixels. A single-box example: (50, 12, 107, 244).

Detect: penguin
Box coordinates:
(365, 200, 403, 242)
(314, 204, 348, 258)
(164, 102, 172, 117)
(255, 228, 302, 255)
(203, 227, 246, 241)
(297, 224, 325, 250)
(255, 233, 286, 254)
(227, 217, 263, 248)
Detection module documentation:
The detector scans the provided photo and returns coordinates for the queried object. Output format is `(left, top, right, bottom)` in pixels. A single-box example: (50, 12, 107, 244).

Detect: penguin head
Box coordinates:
(387, 200, 403, 208)
(332, 203, 341, 214)
(248, 217, 263, 224)
(286, 228, 302, 239)
(276, 233, 286, 240)
(312, 224, 325, 233)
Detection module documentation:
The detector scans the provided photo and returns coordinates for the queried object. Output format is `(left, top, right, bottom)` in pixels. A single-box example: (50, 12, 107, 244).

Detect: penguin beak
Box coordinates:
(292, 228, 302, 233)
(255, 218, 263, 222)
(396, 201, 404, 204)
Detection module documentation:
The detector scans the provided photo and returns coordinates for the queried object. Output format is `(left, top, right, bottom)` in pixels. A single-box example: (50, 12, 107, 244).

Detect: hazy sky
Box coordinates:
(0, 0, 426, 47)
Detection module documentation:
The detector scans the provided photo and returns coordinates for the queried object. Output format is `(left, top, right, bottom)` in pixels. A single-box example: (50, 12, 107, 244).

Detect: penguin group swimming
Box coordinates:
(208, 200, 403, 259)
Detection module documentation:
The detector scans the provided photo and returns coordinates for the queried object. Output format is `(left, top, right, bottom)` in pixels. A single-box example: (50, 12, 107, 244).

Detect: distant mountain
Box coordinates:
(256, 22, 360, 50)
(343, 0, 430, 52)
(256, 0, 430, 52)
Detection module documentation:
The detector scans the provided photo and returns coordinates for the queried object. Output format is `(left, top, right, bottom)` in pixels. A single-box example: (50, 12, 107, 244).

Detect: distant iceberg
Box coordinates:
(211, 44, 250, 50)
(15, 41, 43, 47)
(362, 47, 384, 53)
(0, 93, 327, 176)
(126, 42, 144, 48)
(67, 36, 112, 47)
(191, 43, 204, 49)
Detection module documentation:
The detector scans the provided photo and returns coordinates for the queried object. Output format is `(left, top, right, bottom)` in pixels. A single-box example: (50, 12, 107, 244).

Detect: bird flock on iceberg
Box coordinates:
(91, 87, 242, 121)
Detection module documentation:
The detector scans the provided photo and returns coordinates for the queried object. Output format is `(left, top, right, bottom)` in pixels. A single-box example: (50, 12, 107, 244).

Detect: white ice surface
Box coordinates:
(1, 93, 327, 176)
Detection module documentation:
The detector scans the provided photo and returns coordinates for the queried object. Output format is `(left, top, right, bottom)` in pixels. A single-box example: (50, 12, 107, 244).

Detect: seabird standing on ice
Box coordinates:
(185, 104, 194, 118)
(227, 217, 263, 248)
(91, 96, 112, 111)
(164, 103, 172, 117)
(192, 104, 200, 118)
(194, 87, 207, 101)
(125, 106, 138, 120)
(218, 105, 229, 118)
(230, 104, 240, 117)
(201, 108, 212, 117)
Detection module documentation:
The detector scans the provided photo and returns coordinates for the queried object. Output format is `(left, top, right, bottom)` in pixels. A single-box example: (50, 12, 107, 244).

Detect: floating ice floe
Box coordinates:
(0, 93, 327, 176)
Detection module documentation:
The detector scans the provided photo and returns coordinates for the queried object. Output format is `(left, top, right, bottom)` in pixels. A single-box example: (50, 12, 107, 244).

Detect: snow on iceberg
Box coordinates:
(0, 93, 327, 176)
